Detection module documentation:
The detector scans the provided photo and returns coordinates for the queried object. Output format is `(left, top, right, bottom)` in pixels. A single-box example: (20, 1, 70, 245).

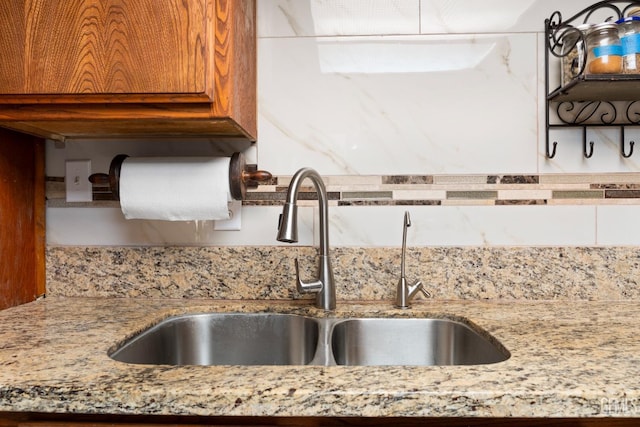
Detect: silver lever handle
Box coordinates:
(406, 279, 430, 300)
(419, 286, 431, 298)
(294, 258, 323, 294)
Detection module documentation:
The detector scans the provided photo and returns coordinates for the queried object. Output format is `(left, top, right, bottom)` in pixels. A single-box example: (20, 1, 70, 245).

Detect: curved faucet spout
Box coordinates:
(277, 168, 336, 310)
(395, 211, 430, 308)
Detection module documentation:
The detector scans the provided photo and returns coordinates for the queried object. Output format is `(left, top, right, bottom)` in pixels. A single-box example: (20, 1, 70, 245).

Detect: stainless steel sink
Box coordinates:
(109, 313, 319, 366)
(109, 313, 509, 367)
(331, 318, 509, 366)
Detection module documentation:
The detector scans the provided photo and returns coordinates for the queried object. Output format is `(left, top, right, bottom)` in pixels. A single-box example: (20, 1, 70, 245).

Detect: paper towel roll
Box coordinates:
(119, 157, 232, 221)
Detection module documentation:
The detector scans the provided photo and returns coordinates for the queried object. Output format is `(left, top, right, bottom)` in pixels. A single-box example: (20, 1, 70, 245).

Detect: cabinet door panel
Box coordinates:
(3, 0, 209, 98)
(0, 0, 256, 140)
(0, 3, 25, 93)
(0, 128, 45, 310)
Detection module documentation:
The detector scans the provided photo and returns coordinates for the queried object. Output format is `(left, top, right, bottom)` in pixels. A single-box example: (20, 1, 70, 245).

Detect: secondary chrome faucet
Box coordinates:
(395, 211, 430, 309)
(277, 167, 336, 310)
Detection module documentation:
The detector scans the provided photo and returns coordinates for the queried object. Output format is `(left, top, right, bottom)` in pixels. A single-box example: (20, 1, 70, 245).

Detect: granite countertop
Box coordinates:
(0, 297, 639, 418)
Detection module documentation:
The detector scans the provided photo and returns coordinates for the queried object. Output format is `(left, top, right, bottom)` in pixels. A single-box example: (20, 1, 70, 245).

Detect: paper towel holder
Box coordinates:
(88, 153, 272, 201)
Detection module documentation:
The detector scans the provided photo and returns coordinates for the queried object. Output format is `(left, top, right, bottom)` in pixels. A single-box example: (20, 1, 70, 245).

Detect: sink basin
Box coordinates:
(109, 313, 319, 366)
(110, 312, 508, 367)
(331, 318, 509, 366)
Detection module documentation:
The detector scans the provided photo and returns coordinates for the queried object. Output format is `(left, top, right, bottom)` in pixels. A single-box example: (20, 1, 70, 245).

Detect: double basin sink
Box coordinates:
(109, 313, 509, 367)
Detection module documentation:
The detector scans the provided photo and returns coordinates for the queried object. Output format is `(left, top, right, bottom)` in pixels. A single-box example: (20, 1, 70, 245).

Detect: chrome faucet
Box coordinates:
(395, 211, 430, 308)
(277, 167, 336, 310)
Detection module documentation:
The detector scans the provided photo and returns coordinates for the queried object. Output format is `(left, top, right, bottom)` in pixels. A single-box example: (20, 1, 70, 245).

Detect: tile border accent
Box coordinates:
(46, 173, 640, 208)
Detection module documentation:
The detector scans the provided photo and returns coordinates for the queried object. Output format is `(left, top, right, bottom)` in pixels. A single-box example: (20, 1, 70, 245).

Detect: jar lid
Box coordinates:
(627, 6, 640, 17)
(616, 16, 640, 24)
(586, 22, 618, 35)
(576, 23, 595, 31)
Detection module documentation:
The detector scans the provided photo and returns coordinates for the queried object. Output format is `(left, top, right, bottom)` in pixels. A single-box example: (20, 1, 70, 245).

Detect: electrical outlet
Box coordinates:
(65, 160, 92, 202)
(214, 200, 242, 231)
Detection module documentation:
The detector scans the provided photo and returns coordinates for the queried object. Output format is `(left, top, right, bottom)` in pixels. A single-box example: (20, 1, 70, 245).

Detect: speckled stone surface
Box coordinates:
(47, 246, 640, 300)
(1, 297, 640, 418)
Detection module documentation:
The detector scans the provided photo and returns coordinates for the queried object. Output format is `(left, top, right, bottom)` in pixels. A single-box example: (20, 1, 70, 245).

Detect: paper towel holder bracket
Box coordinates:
(88, 153, 272, 201)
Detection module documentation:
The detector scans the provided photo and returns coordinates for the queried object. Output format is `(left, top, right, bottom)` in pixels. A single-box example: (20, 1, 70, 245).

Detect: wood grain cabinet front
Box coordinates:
(0, 128, 45, 310)
(0, 0, 256, 141)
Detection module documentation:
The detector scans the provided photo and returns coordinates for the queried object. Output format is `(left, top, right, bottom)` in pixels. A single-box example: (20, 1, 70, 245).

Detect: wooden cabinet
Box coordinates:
(0, 128, 45, 310)
(0, 0, 256, 141)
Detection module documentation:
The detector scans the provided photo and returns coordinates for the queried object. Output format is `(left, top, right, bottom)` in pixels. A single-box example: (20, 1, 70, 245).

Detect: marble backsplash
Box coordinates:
(47, 246, 640, 301)
(46, 171, 640, 247)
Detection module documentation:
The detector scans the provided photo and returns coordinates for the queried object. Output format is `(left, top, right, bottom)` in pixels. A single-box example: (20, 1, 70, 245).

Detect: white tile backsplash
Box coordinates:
(257, 0, 420, 37)
(258, 33, 538, 175)
(597, 205, 640, 245)
(419, 0, 595, 33)
(48, 205, 598, 247)
(328, 205, 596, 246)
(47, 207, 314, 247)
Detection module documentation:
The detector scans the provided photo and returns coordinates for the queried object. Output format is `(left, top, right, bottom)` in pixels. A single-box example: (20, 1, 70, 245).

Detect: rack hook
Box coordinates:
(622, 140, 635, 158)
(584, 140, 594, 159)
(546, 140, 558, 159)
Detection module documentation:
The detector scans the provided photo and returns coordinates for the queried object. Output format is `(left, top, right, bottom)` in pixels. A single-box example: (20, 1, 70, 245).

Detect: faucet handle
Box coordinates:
(294, 258, 323, 294)
(407, 280, 431, 300)
(416, 281, 432, 299)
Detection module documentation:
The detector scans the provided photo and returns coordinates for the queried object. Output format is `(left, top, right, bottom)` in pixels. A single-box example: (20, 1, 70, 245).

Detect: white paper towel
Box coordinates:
(119, 157, 232, 221)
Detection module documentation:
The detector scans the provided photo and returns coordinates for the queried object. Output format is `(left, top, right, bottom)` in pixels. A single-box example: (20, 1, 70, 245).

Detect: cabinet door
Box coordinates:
(0, 128, 45, 310)
(0, 0, 256, 140)
(0, 0, 212, 101)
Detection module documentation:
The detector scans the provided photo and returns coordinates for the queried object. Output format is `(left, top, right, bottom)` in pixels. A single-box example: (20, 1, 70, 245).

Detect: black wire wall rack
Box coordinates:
(545, 0, 640, 159)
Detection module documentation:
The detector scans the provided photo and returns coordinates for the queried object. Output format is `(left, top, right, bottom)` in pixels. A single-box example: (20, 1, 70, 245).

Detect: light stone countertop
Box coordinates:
(0, 297, 639, 418)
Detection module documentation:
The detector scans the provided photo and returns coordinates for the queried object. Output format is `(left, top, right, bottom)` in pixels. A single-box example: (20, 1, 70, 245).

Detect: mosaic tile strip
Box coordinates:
(46, 173, 640, 208)
(552, 190, 604, 199)
(243, 191, 341, 202)
(488, 175, 539, 184)
(592, 184, 640, 189)
(382, 175, 434, 184)
(604, 190, 640, 199)
(496, 199, 547, 205)
(342, 191, 393, 200)
(338, 200, 441, 206)
(447, 190, 498, 200)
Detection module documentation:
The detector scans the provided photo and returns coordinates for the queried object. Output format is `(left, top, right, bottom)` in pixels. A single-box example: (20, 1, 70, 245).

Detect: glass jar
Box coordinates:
(617, 16, 640, 73)
(559, 24, 593, 86)
(585, 23, 623, 74)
